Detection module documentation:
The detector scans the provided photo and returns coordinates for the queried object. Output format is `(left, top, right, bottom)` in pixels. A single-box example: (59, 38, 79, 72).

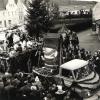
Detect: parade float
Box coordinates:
(33, 59, 100, 99)
(33, 47, 58, 76)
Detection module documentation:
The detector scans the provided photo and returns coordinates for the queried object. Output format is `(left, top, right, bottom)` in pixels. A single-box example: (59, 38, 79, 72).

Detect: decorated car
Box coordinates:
(56, 59, 100, 99)
(33, 47, 100, 99)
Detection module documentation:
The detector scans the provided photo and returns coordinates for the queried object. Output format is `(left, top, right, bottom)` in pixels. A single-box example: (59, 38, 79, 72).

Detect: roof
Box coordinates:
(60, 59, 88, 71)
(0, 0, 29, 10)
(0, 0, 7, 10)
(0, 0, 18, 10)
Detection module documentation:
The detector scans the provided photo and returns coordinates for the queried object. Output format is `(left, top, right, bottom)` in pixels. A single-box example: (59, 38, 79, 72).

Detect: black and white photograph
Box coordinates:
(0, 0, 100, 100)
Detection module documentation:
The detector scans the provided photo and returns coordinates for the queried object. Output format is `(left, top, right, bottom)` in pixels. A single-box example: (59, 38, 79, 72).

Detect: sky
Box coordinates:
(77, 0, 100, 2)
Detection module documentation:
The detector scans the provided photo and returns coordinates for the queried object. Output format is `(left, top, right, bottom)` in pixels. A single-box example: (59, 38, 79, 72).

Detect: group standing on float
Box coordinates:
(59, 30, 92, 64)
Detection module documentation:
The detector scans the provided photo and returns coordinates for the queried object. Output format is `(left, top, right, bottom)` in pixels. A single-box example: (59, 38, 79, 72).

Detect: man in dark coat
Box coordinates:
(63, 34, 70, 50)
(64, 81, 83, 100)
(2, 74, 16, 100)
(6, 32, 14, 48)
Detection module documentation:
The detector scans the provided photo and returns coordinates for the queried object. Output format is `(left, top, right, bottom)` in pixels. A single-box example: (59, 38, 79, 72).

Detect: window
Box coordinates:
(4, 20, 6, 27)
(19, 16, 23, 20)
(61, 68, 73, 79)
(8, 20, 11, 25)
(0, 21, 2, 25)
(0, 21, 2, 27)
(74, 66, 92, 80)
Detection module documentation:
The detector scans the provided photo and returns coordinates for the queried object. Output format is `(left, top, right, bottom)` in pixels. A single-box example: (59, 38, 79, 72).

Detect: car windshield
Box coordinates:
(61, 68, 74, 79)
(74, 65, 92, 80)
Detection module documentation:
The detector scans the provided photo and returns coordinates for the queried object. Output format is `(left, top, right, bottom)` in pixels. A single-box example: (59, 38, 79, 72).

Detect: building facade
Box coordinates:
(0, 0, 27, 28)
(92, 2, 100, 21)
(92, 2, 100, 37)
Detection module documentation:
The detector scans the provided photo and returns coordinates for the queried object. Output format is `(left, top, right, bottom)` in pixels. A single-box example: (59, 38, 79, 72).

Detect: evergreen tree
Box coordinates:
(26, 0, 53, 39)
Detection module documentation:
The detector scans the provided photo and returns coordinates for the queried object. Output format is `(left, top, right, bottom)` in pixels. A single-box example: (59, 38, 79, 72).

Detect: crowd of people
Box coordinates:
(0, 27, 100, 100)
(0, 70, 83, 100)
(0, 28, 84, 100)
(60, 8, 92, 19)
(0, 29, 45, 74)
(60, 29, 100, 75)
(60, 30, 91, 63)
(4, 29, 43, 53)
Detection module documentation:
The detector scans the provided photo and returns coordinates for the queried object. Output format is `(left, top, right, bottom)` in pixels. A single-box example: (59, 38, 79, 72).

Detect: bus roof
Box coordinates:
(60, 59, 88, 71)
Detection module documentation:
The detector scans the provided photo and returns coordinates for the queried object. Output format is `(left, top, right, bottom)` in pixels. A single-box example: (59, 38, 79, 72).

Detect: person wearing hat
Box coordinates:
(20, 40, 27, 51)
(47, 83, 58, 100)
(16, 44, 22, 53)
(27, 39, 33, 49)
(85, 51, 91, 60)
(20, 33, 26, 42)
(63, 81, 83, 100)
(2, 73, 16, 100)
(71, 31, 79, 49)
(9, 44, 19, 58)
(80, 48, 86, 60)
(6, 31, 14, 48)
(63, 33, 70, 50)
(95, 56, 100, 74)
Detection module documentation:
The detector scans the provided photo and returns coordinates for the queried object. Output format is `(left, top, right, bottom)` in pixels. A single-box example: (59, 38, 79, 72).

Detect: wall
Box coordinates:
(92, 2, 100, 21)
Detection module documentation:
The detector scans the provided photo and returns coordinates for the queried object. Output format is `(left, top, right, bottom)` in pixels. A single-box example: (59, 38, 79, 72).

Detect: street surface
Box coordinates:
(78, 28, 100, 53)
